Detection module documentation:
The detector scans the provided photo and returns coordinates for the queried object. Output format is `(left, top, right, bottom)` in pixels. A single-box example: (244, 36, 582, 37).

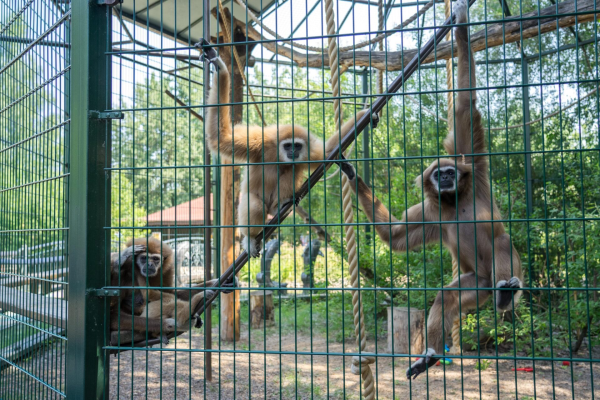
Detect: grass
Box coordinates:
(241, 242, 346, 288)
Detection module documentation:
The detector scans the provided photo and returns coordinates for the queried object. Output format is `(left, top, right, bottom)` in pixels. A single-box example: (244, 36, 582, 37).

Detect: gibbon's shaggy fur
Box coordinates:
(340, 0, 523, 380)
(202, 47, 376, 256)
(110, 238, 235, 342)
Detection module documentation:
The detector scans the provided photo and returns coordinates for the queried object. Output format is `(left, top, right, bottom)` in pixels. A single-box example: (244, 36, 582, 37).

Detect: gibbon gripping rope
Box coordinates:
(132, 0, 476, 350)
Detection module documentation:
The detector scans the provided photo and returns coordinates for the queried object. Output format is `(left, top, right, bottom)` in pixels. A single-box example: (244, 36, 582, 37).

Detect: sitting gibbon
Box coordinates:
(339, 0, 523, 379)
(200, 40, 378, 256)
(111, 237, 236, 343)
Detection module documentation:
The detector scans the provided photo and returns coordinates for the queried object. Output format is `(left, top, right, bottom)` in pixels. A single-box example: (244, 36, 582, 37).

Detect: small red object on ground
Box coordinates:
(512, 367, 534, 372)
(436, 361, 440, 366)
(562, 361, 570, 366)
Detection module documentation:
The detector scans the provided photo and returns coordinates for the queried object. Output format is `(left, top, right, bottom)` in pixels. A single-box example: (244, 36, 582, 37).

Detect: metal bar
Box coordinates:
(0, 12, 71, 76)
(0, 35, 70, 48)
(203, 0, 213, 382)
(66, 1, 110, 398)
(522, 57, 533, 216)
(194, 0, 473, 317)
(361, 69, 371, 243)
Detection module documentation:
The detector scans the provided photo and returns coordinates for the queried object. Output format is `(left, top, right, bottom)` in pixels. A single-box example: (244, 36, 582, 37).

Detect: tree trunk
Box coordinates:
(213, 8, 256, 342)
(249, 290, 274, 329)
(219, 165, 240, 342)
(241, 0, 597, 71)
(387, 306, 425, 355)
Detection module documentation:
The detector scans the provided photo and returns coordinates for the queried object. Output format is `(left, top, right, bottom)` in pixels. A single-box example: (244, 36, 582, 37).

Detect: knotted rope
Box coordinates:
(323, 0, 375, 397)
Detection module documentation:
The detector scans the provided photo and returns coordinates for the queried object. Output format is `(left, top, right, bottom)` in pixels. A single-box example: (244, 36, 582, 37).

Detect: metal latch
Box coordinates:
(89, 110, 125, 120)
(89, 289, 121, 297)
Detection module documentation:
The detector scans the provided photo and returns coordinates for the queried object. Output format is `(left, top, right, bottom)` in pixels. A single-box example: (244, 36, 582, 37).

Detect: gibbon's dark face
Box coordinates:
(136, 253, 163, 277)
(430, 166, 459, 193)
(281, 139, 305, 161)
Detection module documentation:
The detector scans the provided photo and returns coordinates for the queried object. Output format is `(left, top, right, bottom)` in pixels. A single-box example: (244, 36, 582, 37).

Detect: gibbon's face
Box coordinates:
(429, 166, 460, 193)
(279, 138, 307, 162)
(136, 253, 163, 277)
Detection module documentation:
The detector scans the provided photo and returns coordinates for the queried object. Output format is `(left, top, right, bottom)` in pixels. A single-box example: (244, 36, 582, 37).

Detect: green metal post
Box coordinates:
(362, 69, 371, 242)
(66, 2, 111, 399)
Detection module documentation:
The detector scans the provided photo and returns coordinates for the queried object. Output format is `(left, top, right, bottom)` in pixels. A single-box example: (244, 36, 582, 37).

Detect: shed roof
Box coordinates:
(117, 0, 277, 45)
(147, 194, 215, 226)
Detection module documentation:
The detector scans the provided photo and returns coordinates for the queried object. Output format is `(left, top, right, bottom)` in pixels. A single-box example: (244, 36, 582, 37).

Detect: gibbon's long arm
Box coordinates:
(176, 7, 474, 329)
(348, 172, 439, 251)
(205, 56, 277, 164)
(308, 110, 374, 169)
(443, 10, 485, 167)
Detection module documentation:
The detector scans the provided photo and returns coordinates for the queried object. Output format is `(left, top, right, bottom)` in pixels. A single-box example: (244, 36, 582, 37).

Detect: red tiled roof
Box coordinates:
(146, 194, 215, 225)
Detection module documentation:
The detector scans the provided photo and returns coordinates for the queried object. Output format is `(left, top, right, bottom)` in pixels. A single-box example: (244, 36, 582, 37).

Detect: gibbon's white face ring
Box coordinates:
(279, 138, 307, 162)
(430, 166, 460, 193)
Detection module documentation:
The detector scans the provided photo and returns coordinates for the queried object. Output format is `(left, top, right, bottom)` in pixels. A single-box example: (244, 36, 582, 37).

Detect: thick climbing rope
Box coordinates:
(443, 0, 463, 355)
(323, 0, 375, 397)
(217, 0, 266, 126)
(235, 0, 433, 54)
(376, 0, 385, 94)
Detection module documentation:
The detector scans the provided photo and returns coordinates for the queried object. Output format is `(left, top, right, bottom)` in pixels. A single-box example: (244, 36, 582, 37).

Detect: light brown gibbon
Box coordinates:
(110, 237, 235, 343)
(200, 40, 378, 257)
(339, 0, 523, 379)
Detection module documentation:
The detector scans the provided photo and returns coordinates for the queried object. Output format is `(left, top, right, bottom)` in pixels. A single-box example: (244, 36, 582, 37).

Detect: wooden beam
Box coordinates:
(0, 287, 67, 328)
(243, 0, 598, 71)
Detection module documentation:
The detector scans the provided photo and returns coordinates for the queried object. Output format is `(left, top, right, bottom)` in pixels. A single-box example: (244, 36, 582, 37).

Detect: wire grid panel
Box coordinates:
(105, 0, 599, 398)
(0, 0, 70, 398)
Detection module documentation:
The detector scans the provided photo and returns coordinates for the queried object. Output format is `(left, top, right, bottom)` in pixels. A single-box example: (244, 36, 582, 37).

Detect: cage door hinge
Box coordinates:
(97, 0, 122, 6)
(89, 110, 124, 120)
(89, 288, 121, 297)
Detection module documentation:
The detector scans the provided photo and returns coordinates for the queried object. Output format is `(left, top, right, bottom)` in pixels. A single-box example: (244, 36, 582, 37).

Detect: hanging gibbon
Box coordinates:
(339, 0, 523, 379)
(200, 40, 378, 256)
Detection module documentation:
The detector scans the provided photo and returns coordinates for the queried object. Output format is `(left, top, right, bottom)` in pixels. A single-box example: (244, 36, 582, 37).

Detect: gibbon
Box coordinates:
(110, 238, 236, 342)
(200, 40, 378, 256)
(339, 0, 523, 379)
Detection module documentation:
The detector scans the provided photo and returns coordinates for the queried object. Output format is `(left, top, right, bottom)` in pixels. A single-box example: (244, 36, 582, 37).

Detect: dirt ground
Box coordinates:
(2, 326, 598, 399)
(107, 327, 600, 400)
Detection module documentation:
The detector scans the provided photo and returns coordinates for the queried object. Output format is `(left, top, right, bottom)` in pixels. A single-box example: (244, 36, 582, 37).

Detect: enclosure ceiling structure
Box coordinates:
(117, 0, 278, 44)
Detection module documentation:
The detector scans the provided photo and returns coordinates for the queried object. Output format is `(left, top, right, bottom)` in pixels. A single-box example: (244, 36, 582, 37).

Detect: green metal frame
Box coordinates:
(66, 1, 111, 399)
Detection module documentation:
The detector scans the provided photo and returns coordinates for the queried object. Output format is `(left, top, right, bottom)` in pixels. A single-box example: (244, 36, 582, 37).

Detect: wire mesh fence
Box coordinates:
(1, 0, 599, 398)
(0, 0, 70, 398)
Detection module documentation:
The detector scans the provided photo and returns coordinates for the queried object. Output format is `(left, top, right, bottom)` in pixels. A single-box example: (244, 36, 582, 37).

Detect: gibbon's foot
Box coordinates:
(242, 236, 261, 258)
(496, 277, 522, 310)
(194, 316, 204, 329)
(406, 348, 439, 380)
(281, 197, 300, 209)
(370, 112, 380, 129)
(196, 38, 219, 65)
(220, 276, 238, 294)
(159, 335, 170, 345)
(163, 318, 176, 332)
(453, 0, 468, 22)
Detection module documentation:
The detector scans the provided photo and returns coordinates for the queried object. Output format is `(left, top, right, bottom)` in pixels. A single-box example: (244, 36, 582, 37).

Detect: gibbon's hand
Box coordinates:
(132, 245, 146, 255)
(220, 276, 239, 294)
(334, 155, 356, 180)
(196, 38, 219, 65)
(194, 316, 204, 329)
